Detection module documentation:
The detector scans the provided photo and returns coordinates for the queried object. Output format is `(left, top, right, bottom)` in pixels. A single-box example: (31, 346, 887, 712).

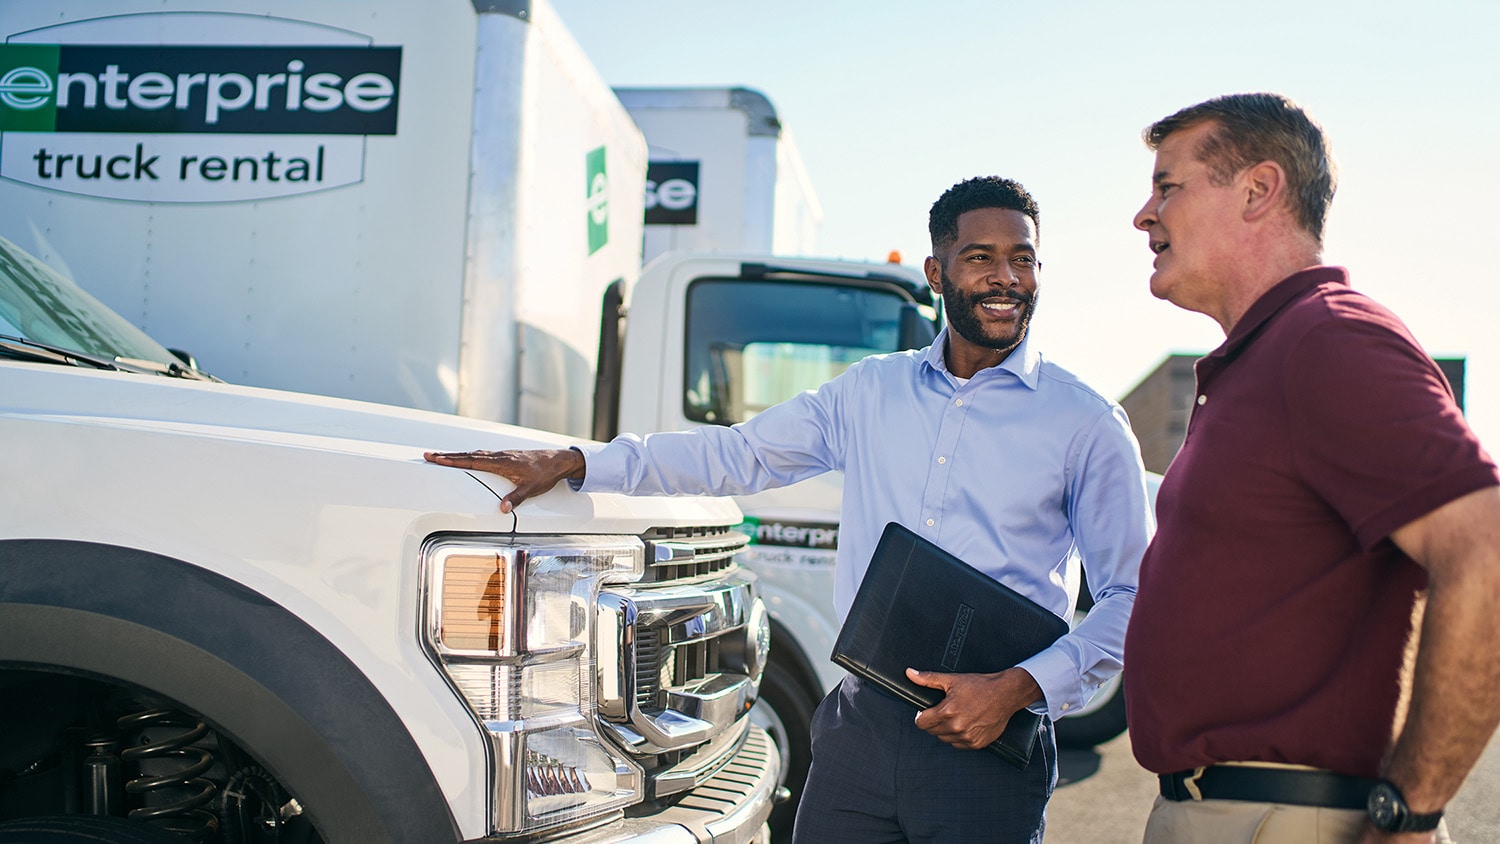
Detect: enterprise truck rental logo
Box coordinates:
(644, 161, 698, 225)
(0, 13, 401, 203)
(586, 145, 609, 254)
(738, 516, 839, 550)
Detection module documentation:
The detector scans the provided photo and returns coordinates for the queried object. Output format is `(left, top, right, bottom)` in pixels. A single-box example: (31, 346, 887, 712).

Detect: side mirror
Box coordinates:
(167, 348, 199, 369)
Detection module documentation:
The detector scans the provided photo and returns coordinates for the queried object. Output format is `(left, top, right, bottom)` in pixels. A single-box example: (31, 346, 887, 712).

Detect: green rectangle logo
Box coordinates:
(586, 145, 608, 255)
(0, 45, 61, 131)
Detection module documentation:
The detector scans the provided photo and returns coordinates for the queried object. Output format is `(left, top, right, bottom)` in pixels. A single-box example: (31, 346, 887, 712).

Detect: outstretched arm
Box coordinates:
(424, 448, 584, 513)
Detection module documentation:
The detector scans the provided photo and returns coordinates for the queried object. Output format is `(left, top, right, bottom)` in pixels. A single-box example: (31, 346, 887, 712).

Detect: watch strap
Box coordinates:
(1368, 780, 1444, 833)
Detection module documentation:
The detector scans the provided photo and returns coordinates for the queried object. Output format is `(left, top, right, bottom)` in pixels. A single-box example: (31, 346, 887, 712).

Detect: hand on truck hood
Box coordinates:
(424, 447, 585, 513)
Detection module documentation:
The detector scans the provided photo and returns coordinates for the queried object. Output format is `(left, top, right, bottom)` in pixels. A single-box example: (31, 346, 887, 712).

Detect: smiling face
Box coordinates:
(924, 207, 1039, 377)
(1132, 120, 1248, 318)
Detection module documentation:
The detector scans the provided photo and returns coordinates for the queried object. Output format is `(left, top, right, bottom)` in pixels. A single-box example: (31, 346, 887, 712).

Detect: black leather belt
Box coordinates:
(1159, 766, 1378, 810)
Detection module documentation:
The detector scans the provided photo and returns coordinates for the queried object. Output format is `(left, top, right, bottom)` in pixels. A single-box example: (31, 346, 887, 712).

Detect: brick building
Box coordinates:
(1119, 354, 1466, 475)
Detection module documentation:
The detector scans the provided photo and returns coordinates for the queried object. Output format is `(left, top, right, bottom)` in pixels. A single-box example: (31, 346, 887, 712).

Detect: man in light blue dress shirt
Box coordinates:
(428, 177, 1153, 843)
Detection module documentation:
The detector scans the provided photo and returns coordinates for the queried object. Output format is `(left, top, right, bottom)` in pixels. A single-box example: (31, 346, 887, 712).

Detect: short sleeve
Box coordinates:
(1284, 310, 1498, 549)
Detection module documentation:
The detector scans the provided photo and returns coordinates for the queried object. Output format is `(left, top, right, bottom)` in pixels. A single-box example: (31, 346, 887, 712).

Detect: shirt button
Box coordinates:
(926, 518, 935, 527)
(1197, 394, 1207, 406)
(1060, 703, 1071, 712)
(955, 399, 963, 406)
(937, 456, 947, 464)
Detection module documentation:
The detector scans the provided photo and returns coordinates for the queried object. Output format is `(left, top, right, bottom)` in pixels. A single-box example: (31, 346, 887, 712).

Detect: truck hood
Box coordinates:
(0, 361, 743, 532)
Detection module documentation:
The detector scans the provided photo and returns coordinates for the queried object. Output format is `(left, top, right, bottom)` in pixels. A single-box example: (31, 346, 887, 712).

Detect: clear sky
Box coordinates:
(550, 0, 1500, 450)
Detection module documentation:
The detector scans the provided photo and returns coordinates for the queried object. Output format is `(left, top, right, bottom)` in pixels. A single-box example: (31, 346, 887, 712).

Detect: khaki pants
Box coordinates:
(1142, 794, 1455, 844)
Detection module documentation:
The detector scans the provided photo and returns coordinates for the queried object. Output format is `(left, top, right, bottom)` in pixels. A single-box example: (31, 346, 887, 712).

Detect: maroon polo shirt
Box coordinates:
(1125, 266, 1499, 778)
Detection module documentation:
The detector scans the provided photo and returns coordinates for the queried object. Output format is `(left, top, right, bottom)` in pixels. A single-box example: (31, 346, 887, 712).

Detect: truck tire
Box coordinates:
(751, 661, 814, 840)
(0, 817, 185, 843)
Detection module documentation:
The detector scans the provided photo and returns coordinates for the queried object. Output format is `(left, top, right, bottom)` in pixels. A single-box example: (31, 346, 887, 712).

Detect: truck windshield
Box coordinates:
(0, 234, 183, 367)
(684, 278, 912, 425)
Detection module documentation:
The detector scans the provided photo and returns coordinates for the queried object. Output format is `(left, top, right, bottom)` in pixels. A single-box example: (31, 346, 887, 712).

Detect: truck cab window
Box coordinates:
(0, 236, 178, 365)
(684, 278, 910, 425)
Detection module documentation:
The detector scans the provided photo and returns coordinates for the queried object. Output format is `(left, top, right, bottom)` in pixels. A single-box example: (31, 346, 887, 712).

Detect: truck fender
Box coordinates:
(756, 582, 844, 693)
(0, 540, 459, 844)
(765, 617, 823, 703)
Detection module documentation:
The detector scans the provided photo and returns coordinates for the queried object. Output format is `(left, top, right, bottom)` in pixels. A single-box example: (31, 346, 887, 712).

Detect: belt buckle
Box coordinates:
(1182, 767, 1206, 801)
(1163, 767, 1208, 801)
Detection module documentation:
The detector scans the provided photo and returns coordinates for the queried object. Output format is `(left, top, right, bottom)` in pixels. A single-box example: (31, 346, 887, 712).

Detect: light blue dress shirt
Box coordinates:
(577, 328, 1153, 718)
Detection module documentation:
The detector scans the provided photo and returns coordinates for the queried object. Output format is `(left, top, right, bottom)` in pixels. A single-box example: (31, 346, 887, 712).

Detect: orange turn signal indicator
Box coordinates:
(439, 551, 511, 653)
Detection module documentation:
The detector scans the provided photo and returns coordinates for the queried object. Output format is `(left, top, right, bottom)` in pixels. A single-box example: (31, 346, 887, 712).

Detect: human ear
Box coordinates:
(1242, 161, 1286, 222)
(924, 255, 944, 297)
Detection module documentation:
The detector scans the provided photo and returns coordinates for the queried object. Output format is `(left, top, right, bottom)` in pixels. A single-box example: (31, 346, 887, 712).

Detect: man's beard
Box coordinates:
(940, 269, 1038, 353)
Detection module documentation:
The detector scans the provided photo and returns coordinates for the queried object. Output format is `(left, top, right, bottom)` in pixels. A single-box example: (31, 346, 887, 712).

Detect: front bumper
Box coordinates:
(486, 725, 778, 844)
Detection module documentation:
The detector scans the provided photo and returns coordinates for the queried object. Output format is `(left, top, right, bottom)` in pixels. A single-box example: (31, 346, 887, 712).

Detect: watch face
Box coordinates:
(1368, 782, 1403, 831)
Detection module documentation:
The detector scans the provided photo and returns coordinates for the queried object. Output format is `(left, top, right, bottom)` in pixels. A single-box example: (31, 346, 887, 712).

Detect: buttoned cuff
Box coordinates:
(1018, 645, 1091, 721)
(569, 442, 614, 492)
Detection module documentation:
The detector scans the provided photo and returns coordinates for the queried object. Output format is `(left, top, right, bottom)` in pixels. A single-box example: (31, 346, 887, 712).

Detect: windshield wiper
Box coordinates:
(0, 334, 120, 370)
(0, 333, 212, 380)
(116, 355, 215, 381)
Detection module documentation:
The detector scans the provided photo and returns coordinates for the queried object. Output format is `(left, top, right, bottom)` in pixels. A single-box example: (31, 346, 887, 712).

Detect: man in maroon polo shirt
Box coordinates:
(1123, 92, 1500, 843)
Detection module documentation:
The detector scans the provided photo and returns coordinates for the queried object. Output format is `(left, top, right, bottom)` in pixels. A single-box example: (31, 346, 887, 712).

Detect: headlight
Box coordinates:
(423, 535, 644, 835)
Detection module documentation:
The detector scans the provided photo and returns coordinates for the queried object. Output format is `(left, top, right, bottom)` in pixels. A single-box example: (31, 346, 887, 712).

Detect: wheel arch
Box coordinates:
(0, 539, 460, 844)
(765, 616, 825, 704)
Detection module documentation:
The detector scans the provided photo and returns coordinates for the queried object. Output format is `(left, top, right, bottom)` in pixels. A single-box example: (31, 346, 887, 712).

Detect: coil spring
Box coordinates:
(116, 708, 219, 841)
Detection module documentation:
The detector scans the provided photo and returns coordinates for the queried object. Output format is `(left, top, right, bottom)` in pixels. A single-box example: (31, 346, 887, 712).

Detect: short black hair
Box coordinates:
(928, 176, 1040, 257)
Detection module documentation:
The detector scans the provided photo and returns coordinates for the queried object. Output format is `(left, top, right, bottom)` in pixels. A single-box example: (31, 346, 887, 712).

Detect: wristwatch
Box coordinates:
(1367, 780, 1443, 833)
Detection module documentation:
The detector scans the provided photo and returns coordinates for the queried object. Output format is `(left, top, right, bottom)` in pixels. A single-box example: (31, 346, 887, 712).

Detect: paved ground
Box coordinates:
(1049, 728, 1500, 843)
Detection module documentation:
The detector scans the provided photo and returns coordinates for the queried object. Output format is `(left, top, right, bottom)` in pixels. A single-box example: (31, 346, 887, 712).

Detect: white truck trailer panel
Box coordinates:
(0, 0, 645, 438)
(617, 87, 822, 263)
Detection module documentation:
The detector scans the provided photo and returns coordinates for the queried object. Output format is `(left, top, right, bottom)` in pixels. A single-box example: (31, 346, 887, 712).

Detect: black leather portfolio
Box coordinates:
(831, 521, 1070, 768)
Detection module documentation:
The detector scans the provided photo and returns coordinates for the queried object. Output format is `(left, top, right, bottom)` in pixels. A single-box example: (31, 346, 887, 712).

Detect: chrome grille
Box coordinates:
(635, 632, 725, 713)
(639, 524, 748, 583)
(597, 524, 764, 792)
(632, 525, 746, 713)
(635, 625, 666, 711)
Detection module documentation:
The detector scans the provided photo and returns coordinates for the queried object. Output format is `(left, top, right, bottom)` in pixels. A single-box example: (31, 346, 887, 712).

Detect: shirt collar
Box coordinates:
(921, 326, 1042, 390)
(1209, 265, 1349, 362)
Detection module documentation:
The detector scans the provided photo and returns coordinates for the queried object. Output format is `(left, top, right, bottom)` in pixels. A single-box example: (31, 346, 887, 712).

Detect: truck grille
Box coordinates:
(634, 625, 667, 711)
(597, 525, 766, 797)
(634, 627, 722, 712)
(638, 525, 747, 583)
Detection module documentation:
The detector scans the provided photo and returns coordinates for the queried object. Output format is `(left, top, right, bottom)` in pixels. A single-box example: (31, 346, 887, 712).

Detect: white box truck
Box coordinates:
(0, 0, 649, 437)
(616, 87, 823, 264)
(0, 1, 781, 842)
